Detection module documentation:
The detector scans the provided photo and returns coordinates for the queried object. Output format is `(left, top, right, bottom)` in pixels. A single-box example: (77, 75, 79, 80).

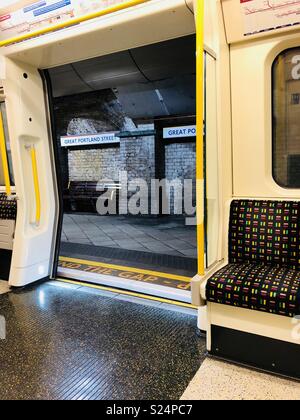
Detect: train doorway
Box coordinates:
(0, 0, 212, 294)
(47, 35, 197, 302)
(46, 35, 219, 304)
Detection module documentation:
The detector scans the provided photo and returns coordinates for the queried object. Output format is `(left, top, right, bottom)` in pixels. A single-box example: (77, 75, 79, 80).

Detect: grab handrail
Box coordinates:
(27, 145, 41, 227)
(0, 0, 150, 48)
(0, 111, 11, 196)
(195, 0, 205, 276)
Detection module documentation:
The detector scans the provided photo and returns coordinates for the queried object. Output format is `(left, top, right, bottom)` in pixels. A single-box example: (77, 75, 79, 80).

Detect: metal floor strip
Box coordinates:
(58, 256, 193, 304)
(56, 276, 197, 309)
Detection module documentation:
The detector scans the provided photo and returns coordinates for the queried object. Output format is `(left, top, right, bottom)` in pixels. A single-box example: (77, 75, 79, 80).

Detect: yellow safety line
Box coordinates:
(56, 277, 197, 310)
(0, 0, 151, 48)
(195, 0, 205, 276)
(0, 111, 11, 196)
(30, 146, 41, 226)
(59, 256, 192, 283)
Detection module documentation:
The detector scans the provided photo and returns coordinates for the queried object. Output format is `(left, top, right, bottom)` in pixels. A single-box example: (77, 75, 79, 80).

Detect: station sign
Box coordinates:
(0, 0, 128, 42)
(163, 125, 196, 139)
(240, 0, 300, 36)
(60, 132, 120, 147)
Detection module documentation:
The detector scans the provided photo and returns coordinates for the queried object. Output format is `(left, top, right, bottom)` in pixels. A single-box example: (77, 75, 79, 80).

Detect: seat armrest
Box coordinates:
(200, 280, 207, 302)
(191, 274, 206, 307)
(191, 261, 228, 307)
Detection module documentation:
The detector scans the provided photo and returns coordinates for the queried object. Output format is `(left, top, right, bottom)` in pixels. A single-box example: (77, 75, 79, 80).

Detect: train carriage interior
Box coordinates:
(0, 0, 300, 402)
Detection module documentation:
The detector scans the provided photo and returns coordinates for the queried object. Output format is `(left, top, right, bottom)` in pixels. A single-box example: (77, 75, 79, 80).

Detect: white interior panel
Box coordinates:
(231, 32, 300, 198)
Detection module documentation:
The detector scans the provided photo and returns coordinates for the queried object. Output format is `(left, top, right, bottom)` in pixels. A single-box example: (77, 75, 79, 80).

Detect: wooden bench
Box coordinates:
(64, 181, 121, 213)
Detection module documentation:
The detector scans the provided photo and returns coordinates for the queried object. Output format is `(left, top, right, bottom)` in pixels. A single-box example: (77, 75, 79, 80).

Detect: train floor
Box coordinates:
(0, 280, 205, 400)
(0, 280, 300, 400)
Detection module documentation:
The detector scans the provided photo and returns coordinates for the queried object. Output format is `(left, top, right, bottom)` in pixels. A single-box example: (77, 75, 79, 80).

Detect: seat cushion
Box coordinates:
(229, 200, 300, 269)
(206, 263, 300, 318)
(0, 193, 17, 220)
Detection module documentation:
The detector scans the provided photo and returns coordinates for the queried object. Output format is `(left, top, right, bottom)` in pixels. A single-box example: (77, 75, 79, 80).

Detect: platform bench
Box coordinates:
(64, 181, 121, 213)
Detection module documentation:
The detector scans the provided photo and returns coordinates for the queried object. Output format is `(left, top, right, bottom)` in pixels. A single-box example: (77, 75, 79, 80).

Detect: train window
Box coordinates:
(273, 48, 300, 188)
(0, 102, 14, 186)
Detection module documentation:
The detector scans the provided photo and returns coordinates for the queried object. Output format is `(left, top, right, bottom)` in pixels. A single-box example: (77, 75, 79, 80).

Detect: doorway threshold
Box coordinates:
(58, 256, 192, 303)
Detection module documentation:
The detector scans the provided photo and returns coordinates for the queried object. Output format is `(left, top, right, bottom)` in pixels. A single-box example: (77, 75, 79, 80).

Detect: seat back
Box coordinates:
(229, 200, 300, 269)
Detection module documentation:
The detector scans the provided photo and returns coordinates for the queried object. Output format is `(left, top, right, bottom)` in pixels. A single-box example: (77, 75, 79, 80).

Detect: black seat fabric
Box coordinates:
(207, 263, 300, 318)
(0, 193, 17, 220)
(229, 200, 300, 269)
(206, 200, 300, 318)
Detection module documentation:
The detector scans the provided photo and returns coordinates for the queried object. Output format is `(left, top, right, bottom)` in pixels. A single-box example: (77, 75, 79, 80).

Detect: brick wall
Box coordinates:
(53, 89, 127, 188)
(120, 136, 155, 182)
(165, 142, 196, 213)
(68, 148, 121, 181)
(119, 134, 155, 214)
(166, 142, 196, 181)
(67, 123, 155, 184)
(53, 90, 196, 214)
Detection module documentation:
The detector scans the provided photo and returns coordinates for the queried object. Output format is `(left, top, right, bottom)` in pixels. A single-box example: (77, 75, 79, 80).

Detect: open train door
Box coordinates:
(0, 0, 200, 288)
(0, 58, 58, 287)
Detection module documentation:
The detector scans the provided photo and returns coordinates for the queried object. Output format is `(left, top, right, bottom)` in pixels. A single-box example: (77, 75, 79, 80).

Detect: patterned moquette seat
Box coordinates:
(0, 193, 17, 220)
(206, 200, 300, 318)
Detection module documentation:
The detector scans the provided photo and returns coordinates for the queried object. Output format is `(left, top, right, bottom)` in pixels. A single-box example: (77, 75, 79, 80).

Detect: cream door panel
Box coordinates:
(3, 59, 57, 286)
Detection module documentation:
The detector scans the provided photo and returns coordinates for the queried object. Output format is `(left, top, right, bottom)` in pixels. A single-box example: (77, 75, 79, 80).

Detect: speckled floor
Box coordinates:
(0, 281, 205, 400)
(181, 358, 300, 400)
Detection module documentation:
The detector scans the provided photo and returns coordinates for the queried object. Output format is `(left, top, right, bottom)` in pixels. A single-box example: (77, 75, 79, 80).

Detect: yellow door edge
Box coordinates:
(196, 0, 205, 276)
(0, 111, 11, 196)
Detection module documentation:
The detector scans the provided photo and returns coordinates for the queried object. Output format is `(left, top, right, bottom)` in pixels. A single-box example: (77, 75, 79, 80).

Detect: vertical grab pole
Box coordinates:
(29, 145, 41, 226)
(0, 111, 11, 196)
(195, 0, 205, 276)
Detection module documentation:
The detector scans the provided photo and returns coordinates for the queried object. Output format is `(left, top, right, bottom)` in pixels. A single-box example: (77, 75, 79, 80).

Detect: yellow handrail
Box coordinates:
(0, 111, 11, 196)
(0, 0, 150, 48)
(29, 145, 41, 226)
(195, 0, 205, 276)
